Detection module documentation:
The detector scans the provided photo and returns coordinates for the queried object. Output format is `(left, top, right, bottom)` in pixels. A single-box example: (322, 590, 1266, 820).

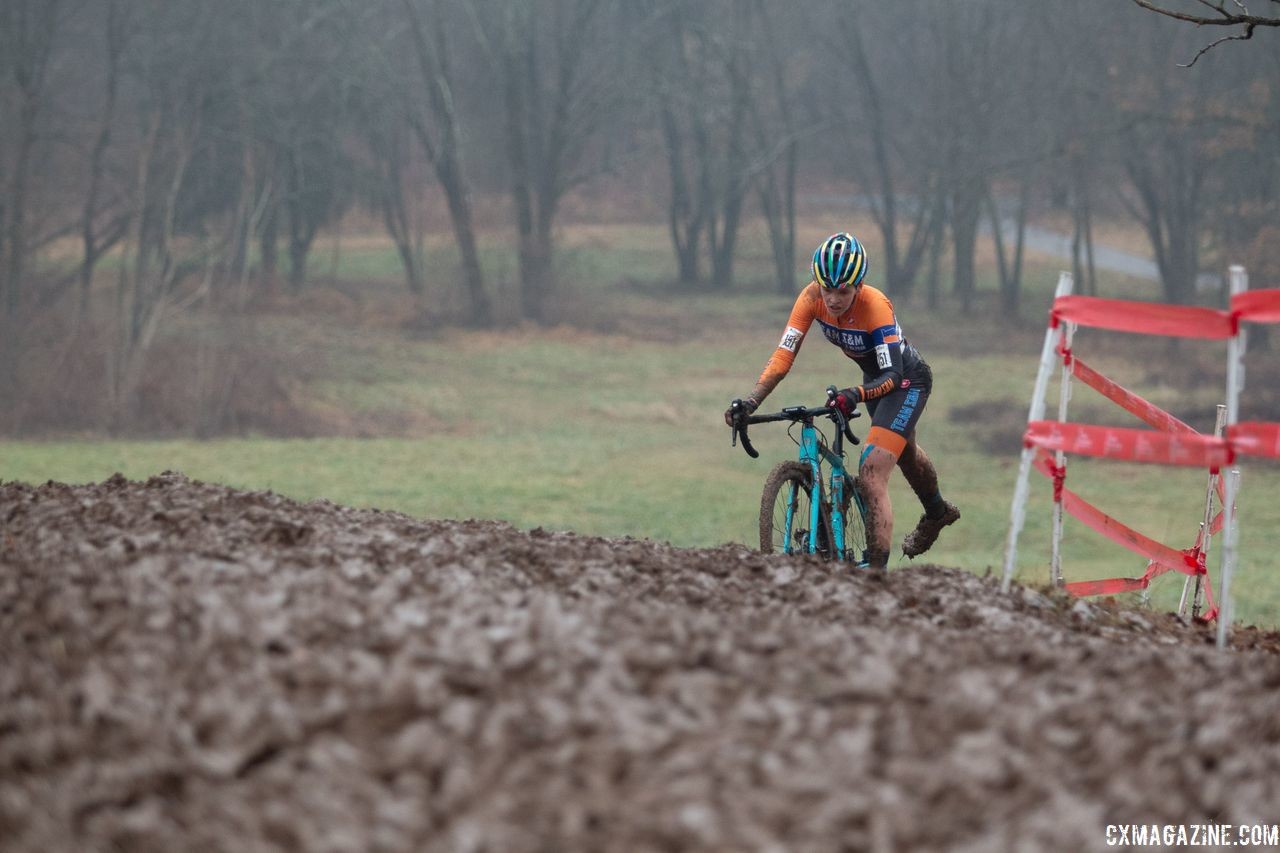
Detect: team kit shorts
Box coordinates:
(862, 361, 933, 460)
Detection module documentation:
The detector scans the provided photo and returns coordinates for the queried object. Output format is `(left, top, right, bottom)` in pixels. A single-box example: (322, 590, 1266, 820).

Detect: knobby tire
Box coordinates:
(758, 463, 870, 562)
(758, 462, 833, 557)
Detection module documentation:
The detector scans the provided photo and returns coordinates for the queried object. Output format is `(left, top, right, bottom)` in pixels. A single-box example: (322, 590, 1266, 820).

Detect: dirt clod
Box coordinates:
(3, 474, 1279, 851)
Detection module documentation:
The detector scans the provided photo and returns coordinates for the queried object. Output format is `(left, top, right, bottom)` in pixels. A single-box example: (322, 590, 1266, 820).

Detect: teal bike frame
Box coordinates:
(787, 415, 860, 558)
(731, 386, 868, 561)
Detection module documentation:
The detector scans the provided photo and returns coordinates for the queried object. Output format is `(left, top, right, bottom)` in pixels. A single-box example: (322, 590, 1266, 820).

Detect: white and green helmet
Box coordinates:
(812, 232, 868, 290)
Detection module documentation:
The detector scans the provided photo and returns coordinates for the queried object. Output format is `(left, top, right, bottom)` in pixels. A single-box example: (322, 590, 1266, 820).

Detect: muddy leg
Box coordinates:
(898, 434, 943, 515)
(858, 446, 896, 570)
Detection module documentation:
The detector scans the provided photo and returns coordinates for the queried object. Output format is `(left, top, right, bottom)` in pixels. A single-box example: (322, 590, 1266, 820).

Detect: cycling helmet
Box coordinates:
(812, 232, 868, 290)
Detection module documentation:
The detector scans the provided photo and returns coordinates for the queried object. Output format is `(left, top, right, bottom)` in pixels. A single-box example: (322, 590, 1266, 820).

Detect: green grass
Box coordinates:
(6, 223, 1278, 627)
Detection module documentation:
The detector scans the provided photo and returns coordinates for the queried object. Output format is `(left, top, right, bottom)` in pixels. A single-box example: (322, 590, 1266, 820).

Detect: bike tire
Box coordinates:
(758, 462, 834, 557)
(837, 473, 870, 565)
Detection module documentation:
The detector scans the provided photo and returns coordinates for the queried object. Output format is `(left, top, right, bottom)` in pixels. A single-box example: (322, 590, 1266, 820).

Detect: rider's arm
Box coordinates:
(749, 284, 820, 405)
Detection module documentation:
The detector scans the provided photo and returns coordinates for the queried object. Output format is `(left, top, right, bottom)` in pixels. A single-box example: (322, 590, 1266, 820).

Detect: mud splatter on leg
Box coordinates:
(898, 436, 943, 515)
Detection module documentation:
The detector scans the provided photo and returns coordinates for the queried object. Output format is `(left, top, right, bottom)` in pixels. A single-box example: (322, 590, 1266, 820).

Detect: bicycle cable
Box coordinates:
(786, 420, 833, 451)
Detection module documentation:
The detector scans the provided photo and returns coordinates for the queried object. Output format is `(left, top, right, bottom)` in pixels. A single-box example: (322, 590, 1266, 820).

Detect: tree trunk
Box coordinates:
(1127, 148, 1205, 305)
(80, 0, 122, 316)
(660, 102, 703, 288)
(705, 20, 750, 291)
(403, 0, 492, 326)
(519, 225, 553, 324)
(260, 207, 279, 286)
(4, 99, 38, 317)
(443, 184, 491, 327)
(988, 181, 1028, 316)
(1, 1, 62, 317)
(951, 177, 983, 314)
(926, 189, 946, 311)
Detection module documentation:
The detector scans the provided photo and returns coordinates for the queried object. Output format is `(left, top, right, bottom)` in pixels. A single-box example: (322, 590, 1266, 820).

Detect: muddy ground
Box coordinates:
(3, 473, 1279, 852)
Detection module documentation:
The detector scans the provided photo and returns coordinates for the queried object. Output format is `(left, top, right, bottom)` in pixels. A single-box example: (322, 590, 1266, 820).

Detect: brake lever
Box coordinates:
(729, 399, 760, 458)
(826, 384, 860, 445)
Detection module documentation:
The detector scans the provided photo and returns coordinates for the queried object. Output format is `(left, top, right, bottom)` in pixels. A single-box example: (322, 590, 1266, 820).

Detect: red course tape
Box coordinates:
(1032, 450, 1193, 570)
(1070, 357, 1197, 434)
(1025, 421, 1231, 468)
(1232, 288, 1280, 324)
(1052, 296, 1236, 339)
(1229, 422, 1280, 460)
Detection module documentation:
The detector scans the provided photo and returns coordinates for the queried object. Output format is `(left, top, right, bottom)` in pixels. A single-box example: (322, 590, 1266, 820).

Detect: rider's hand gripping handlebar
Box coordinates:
(825, 385, 861, 449)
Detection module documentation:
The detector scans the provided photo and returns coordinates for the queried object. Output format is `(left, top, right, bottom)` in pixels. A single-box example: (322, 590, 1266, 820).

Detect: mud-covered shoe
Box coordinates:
(901, 501, 960, 558)
(853, 549, 889, 580)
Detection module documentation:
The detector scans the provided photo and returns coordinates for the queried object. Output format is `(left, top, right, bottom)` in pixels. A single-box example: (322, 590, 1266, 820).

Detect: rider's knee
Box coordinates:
(858, 444, 896, 482)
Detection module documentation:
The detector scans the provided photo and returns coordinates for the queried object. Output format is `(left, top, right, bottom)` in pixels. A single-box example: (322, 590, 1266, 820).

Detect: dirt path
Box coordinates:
(3, 473, 1278, 852)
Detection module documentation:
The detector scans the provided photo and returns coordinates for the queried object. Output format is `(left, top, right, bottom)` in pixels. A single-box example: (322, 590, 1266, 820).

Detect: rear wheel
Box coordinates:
(759, 462, 834, 557)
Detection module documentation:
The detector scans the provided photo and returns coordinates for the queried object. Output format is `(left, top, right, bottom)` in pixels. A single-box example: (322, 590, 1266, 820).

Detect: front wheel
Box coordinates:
(759, 462, 834, 557)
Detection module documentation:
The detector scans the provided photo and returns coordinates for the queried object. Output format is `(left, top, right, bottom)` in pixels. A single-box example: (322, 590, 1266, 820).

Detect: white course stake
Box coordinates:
(1216, 468, 1242, 649)
(1050, 320, 1076, 587)
(1217, 265, 1249, 648)
(1003, 272, 1075, 593)
(1180, 404, 1226, 620)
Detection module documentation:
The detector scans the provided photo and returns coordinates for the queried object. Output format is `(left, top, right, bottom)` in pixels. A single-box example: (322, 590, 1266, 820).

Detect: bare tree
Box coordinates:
(986, 183, 1029, 313)
(104, 0, 219, 431)
(361, 105, 428, 297)
(78, 0, 131, 314)
(829, 3, 940, 301)
(465, 0, 619, 321)
(928, 5, 998, 314)
(745, 0, 803, 295)
(1106, 20, 1252, 305)
(0, 0, 64, 317)
(397, 0, 493, 326)
(705, 13, 752, 290)
(644, 0, 711, 287)
(1130, 0, 1280, 65)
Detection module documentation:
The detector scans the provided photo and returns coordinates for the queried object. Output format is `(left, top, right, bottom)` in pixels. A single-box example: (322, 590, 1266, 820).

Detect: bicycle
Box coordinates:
(729, 386, 870, 564)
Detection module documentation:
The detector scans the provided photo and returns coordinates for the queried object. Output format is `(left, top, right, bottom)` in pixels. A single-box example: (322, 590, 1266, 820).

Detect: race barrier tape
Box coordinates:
(1024, 421, 1231, 468)
(1065, 568, 1171, 597)
(1231, 288, 1280, 324)
(1052, 296, 1235, 339)
(1070, 357, 1198, 435)
(1033, 449, 1194, 572)
(1064, 556, 1220, 622)
(1051, 288, 1280, 338)
(1025, 420, 1280, 466)
(1006, 268, 1278, 644)
(1068, 354, 1227, 506)
(1231, 422, 1280, 459)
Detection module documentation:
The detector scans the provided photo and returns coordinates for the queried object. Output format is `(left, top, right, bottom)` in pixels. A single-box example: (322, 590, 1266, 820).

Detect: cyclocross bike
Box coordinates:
(729, 386, 870, 564)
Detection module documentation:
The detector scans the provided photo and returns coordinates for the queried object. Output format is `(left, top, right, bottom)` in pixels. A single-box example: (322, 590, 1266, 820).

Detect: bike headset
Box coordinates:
(812, 233, 868, 291)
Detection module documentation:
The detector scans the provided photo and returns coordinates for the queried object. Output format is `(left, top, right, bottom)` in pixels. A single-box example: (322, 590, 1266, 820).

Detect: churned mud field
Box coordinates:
(3, 474, 1280, 852)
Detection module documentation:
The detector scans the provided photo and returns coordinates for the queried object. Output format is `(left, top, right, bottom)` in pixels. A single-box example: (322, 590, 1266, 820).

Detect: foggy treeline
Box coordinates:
(1, 0, 1277, 434)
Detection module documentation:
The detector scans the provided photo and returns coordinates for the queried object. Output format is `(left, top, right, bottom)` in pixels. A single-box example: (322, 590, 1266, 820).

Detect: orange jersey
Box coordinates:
(757, 282, 924, 402)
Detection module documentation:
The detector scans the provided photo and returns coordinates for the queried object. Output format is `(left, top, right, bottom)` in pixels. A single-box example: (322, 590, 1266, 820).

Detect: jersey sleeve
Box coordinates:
(752, 284, 820, 402)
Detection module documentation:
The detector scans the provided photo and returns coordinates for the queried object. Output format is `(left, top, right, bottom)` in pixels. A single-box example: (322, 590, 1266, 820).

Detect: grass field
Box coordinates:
(6, 219, 1278, 627)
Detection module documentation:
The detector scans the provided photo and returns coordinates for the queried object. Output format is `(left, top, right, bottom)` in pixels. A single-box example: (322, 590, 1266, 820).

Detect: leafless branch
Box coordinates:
(1130, 0, 1280, 27)
(1130, 0, 1276, 65)
(1179, 22, 1256, 65)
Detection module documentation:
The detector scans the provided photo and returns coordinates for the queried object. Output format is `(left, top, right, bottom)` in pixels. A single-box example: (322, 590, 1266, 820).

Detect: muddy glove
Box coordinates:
(724, 397, 758, 427)
(832, 388, 861, 418)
